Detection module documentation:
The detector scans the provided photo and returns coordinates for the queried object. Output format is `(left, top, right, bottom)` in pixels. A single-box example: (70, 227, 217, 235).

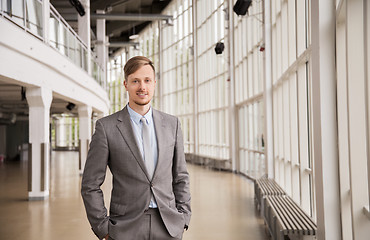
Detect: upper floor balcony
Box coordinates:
(0, 0, 109, 116)
(0, 0, 106, 90)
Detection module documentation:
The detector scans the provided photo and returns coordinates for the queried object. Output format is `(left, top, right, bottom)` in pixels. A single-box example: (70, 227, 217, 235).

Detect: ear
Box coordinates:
(123, 80, 128, 89)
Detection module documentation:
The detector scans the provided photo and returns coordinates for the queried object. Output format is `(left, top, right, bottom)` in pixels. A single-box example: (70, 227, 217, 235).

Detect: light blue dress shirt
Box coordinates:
(127, 104, 158, 208)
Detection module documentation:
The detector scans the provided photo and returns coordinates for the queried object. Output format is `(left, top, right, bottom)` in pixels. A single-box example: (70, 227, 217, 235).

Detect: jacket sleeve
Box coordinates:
(172, 118, 192, 227)
(81, 120, 109, 239)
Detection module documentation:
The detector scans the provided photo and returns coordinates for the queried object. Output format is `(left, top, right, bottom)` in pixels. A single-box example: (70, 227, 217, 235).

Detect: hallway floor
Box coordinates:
(0, 151, 268, 240)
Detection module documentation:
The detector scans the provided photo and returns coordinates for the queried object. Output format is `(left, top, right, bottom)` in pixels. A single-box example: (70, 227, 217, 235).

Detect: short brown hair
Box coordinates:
(123, 56, 155, 80)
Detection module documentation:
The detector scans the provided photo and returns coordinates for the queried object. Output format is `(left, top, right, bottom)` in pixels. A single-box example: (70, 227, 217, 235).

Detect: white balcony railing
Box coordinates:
(0, 0, 107, 90)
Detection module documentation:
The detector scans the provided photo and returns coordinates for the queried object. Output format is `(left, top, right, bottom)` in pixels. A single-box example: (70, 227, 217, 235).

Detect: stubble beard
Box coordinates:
(134, 99, 151, 106)
(132, 90, 153, 107)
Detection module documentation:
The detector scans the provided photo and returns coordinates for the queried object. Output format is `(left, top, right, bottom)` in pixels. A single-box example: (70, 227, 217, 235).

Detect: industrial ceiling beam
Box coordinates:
(63, 13, 173, 21)
(92, 40, 139, 47)
(91, 13, 173, 21)
(108, 42, 139, 47)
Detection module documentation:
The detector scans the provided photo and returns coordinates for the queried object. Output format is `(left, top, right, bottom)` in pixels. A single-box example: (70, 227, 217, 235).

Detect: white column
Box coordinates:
(78, 0, 91, 75)
(78, 105, 92, 175)
(96, 10, 106, 73)
(346, 0, 370, 238)
(228, 0, 237, 172)
(158, 21, 164, 111)
(57, 117, 67, 147)
(192, 0, 199, 157)
(94, 110, 107, 130)
(26, 87, 52, 200)
(105, 35, 109, 89)
(55, 118, 65, 147)
(311, 0, 341, 239)
(42, 0, 50, 43)
(68, 118, 73, 148)
(54, 118, 59, 147)
(263, 0, 274, 179)
(74, 118, 79, 148)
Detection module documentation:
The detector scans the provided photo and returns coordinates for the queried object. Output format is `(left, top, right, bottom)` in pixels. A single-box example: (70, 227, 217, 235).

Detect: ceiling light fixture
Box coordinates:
(129, 34, 139, 40)
(129, 25, 139, 40)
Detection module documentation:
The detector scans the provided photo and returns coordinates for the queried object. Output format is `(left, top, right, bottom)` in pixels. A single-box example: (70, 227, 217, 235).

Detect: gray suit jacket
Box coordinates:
(81, 106, 191, 239)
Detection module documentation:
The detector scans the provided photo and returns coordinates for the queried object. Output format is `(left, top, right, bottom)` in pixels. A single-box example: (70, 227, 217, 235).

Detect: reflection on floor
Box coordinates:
(0, 151, 268, 240)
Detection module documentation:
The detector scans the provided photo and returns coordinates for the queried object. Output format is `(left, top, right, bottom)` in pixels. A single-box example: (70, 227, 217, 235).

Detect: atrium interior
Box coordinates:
(0, 0, 369, 239)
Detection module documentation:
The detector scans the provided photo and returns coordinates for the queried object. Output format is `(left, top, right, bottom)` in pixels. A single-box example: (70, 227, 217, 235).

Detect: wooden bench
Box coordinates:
(264, 195, 317, 240)
(254, 178, 286, 211)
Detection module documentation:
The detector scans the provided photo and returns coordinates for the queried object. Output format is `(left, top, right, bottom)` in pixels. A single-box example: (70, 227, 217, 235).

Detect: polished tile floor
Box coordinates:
(0, 151, 268, 240)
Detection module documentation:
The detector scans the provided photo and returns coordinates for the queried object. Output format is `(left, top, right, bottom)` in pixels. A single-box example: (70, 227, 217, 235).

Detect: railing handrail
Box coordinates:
(50, 5, 105, 73)
(49, 4, 88, 51)
(0, 0, 107, 89)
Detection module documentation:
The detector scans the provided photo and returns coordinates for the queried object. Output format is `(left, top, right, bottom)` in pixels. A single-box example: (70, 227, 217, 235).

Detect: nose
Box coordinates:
(139, 81, 146, 90)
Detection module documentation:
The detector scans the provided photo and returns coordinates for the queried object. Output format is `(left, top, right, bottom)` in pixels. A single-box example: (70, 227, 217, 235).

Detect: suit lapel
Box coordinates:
(152, 109, 166, 180)
(116, 107, 150, 180)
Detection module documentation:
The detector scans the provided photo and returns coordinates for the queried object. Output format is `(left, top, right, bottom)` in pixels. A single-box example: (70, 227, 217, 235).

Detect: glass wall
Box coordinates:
(138, 23, 160, 109)
(106, 23, 161, 114)
(51, 115, 79, 150)
(233, 0, 265, 179)
(196, 0, 229, 160)
(270, 0, 313, 217)
(162, 0, 194, 153)
(108, 53, 127, 114)
(132, 0, 228, 159)
(105, 1, 370, 237)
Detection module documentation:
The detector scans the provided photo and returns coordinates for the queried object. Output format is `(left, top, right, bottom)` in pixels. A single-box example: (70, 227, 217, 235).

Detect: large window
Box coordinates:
(271, 0, 314, 217)
(51, 115, 79, 150)
(108, 53, 127, 114)
(162, 0, 194, 153)
(196, 0, 229, 159)
(113, 0, 370, 237)
(138, 24, 161, 109)
(233, 0, 265, 178)
(127, 0, 315, 217)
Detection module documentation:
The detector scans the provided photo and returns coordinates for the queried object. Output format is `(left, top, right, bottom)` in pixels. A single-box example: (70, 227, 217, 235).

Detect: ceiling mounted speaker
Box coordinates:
(66, 102, 76, 111)
(215, 42, 225, 55)
(233, 0, 252, 16)
(69, 0, 85, 16)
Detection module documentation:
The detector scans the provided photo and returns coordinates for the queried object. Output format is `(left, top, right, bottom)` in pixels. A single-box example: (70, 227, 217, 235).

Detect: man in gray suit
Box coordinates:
(81, 56, 191, 240)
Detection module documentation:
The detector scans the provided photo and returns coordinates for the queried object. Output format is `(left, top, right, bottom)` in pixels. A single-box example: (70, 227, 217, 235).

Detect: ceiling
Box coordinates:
(0, 79, 80, 125)
(51, 0, 172, 56)
(0, 81, 28, 124)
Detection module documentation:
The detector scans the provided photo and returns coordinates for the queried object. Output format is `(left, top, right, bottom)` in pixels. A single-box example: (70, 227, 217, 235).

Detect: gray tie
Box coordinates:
(141, 117, 154, 180)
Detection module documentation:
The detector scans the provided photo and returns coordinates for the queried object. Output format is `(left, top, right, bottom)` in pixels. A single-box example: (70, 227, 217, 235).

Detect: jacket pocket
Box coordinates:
(110, 202, 127, 216)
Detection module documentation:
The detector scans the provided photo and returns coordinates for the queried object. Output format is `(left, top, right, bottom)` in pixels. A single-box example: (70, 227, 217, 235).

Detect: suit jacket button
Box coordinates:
(150, 183, 153, 187)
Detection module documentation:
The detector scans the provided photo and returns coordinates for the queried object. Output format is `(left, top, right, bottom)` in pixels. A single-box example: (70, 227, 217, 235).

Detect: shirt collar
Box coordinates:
(127, 104, 153, 125)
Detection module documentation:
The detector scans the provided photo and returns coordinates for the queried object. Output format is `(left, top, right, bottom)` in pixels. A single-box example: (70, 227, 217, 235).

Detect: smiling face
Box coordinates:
(124, 64, 156, 115)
